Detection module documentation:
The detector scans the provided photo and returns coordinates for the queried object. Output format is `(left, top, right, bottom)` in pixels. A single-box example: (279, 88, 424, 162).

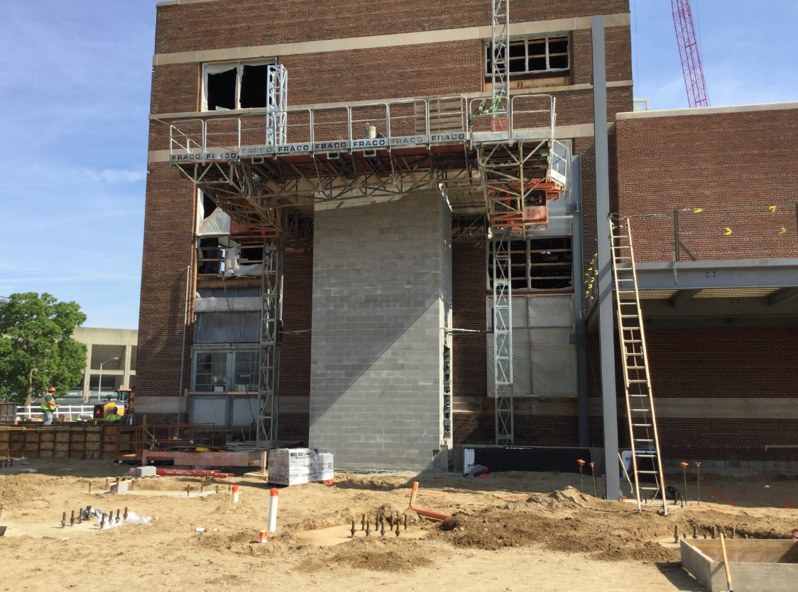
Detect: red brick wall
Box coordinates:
(585, 328, 798, 461)
(616, 109, 798, 262)
(280, 249, 313, 398)
(452, 242, 487, 400)
(155, 0, 629, 54)
(136, 163, 196, 399)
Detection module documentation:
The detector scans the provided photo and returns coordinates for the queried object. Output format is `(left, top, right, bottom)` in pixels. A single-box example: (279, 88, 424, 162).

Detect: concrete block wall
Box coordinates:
(309, 190, 452, 471)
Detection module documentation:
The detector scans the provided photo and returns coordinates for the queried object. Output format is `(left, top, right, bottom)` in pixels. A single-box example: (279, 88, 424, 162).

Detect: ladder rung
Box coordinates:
(637, 470, 659, 474)
(614, 257, 632, 260)
(625, 352, 643, 356)
(629, 395, 648, 398)
(634, 438, 654, 442)
(623, 340, 642, 344)
(636, 454, 657, 458)
(639, 486, 660, 491)
(628, 379, 648, 384)
(612, 245, 630, 249)
(630, 409, 651, 413)
(632, 423, 652, 427)
(620, 314, 639, 318)
(617, 290, 636, 294)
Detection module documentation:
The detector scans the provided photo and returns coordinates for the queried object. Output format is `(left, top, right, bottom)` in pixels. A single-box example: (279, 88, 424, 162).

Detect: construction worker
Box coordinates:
(105, 407, 123, 423)
(40, 387, 59, 425)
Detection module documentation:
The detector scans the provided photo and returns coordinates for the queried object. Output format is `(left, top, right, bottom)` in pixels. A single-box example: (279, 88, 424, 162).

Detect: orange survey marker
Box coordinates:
(409, 482, 451, 523)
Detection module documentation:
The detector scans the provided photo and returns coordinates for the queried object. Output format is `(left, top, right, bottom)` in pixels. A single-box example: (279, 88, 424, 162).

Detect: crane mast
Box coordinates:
(671, 0, 710, 108)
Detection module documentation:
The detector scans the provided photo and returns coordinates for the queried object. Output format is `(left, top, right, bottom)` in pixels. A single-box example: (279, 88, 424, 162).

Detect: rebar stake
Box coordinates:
(674, 526, 679, 543)
(116, 509, 121, 523)
(680, 462, 689, 504)
(404, 514, 408, 531)
(712, 526, 717, 539)
(693, 524, 698, 539)
(70, 510, 75, 526)
(380, 517, 385, 536)
(589, 462, 598, 497)
(695, 462, 701, 505)
(77, 508, 82, 524)
(365, 519, 370, 537)
(361, 513, 365, 531)
(731, 528, 735, 539)
(124, 507, 128, 520)
(351, 519, 355, 538)
(62, 512, 67, 528)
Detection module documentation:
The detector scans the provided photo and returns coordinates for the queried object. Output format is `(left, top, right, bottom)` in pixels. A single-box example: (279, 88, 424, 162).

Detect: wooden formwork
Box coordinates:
(0, 425, 114, 460)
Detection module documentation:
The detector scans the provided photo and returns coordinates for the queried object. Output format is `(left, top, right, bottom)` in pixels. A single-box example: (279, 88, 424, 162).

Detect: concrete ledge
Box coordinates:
(453, 397, 798, 419)
(153, 13, 630, 66)
(617, 101, 798, 121)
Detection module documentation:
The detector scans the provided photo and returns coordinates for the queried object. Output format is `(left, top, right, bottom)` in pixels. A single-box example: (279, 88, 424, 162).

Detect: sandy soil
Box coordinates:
(0, 459, 796, 592)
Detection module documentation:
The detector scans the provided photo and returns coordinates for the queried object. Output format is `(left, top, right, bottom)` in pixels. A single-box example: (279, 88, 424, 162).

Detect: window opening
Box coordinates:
(239, 64, 270, 109)
(203, 60, 276, 112)
(486, 36, 569, 78)
(488, 236, 572, 292)
(206, 68, 237, 111)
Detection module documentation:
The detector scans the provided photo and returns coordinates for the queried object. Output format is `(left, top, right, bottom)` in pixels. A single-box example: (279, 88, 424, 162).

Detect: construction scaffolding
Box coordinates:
(170, 90, 569, 445)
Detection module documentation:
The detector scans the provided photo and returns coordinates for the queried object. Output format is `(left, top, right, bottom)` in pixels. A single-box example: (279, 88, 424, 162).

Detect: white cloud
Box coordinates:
(85, 168, 147, 184)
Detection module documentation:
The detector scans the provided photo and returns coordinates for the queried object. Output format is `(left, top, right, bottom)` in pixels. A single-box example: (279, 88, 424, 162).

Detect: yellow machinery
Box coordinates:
(93, 388, 134, 421)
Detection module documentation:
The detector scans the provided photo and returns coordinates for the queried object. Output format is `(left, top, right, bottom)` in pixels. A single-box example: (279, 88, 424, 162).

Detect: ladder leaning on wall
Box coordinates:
(609, 216, 668, 515)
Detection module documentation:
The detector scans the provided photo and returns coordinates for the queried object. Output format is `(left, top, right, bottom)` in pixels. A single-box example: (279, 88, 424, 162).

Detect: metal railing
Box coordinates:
(16, 405, 96, 420)
(170, 94, 573, 157)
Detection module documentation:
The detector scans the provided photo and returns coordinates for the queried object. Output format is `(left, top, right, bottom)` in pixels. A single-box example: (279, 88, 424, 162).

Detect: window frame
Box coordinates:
(484, 35, 570, 78)
(202, 59, 277, 112)
(190, 346, 259, 393)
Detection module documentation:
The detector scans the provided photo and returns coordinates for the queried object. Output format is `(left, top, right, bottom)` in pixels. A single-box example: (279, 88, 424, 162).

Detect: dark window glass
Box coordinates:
(239, 64, 270, 109)
(207, 69, 237, 111)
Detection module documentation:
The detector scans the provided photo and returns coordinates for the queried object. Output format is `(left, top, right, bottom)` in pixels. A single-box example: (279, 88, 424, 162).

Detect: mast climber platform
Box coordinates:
(169, 0, 571, 444)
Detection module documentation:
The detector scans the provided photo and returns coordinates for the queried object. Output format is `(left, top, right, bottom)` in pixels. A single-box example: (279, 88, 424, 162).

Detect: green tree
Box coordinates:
(0, 293, 87, 405)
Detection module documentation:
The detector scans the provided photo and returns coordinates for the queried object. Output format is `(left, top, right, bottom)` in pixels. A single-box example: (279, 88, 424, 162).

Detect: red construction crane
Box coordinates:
(671, 0, 710, 107)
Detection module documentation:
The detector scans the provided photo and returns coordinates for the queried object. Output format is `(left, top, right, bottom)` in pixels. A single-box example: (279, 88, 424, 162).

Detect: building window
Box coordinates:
(195, 352, 228, 392)
(192, 349, 259, 392)
(233, 351, 258, 393)
(203, 61, 276, 111)
(485, 36, 570, 77)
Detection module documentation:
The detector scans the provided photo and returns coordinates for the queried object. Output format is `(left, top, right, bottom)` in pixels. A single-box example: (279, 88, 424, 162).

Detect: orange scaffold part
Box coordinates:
(488, 179, 563, 233)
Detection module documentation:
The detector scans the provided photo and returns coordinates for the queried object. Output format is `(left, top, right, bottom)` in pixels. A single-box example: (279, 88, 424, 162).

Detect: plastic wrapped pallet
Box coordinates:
(268, 448, 314, 486)
(311, 452, 334, 483)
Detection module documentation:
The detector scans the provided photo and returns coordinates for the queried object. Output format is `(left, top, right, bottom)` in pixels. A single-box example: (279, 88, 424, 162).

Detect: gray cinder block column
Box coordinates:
(308, 190, 452, 471)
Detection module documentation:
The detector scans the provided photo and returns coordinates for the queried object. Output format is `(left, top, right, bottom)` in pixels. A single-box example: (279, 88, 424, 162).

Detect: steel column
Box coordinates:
(570, 156, 590, 448)
(592, 16, 621, 500)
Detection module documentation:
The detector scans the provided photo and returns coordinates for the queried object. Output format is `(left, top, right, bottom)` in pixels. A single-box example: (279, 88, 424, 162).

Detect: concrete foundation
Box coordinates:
(308, 191, 452, 471)
(681, 539, 798, 592)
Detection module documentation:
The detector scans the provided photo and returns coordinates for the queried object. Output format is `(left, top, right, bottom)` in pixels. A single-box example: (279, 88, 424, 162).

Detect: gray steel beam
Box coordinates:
(670, 289, 702, 308)
(768, 287, 798, 307)
(632, 258, 798, 291)
(571, 155, 590, 448)
(592, 16, 620, 501)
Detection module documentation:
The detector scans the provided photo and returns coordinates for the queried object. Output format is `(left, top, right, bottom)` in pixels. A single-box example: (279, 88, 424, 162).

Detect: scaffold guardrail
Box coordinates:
(168, 94, 565, 163)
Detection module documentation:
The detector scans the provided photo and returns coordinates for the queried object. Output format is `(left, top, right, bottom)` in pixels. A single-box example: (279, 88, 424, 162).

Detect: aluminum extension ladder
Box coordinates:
(610, 217, 668, 515)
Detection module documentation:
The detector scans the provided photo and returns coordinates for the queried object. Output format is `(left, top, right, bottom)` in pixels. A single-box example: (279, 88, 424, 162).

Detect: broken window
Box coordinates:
(489, 236, 573, 292)
(203, 61, 276, 111)
(486, 36, 570, 78)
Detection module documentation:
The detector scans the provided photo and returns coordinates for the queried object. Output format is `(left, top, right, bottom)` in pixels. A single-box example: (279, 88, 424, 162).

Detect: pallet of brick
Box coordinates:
(267, 448, 314, 486)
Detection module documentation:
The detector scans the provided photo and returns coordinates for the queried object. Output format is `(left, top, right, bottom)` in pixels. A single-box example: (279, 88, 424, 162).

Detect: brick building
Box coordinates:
(136, 0, 797, 483)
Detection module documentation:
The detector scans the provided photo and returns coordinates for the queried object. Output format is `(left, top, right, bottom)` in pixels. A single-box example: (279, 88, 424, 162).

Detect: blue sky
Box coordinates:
(0, 1, 796, 330)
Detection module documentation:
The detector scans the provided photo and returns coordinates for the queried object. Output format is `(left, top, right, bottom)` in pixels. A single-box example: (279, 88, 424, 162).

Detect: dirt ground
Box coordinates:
(1, 459, 797, 592)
